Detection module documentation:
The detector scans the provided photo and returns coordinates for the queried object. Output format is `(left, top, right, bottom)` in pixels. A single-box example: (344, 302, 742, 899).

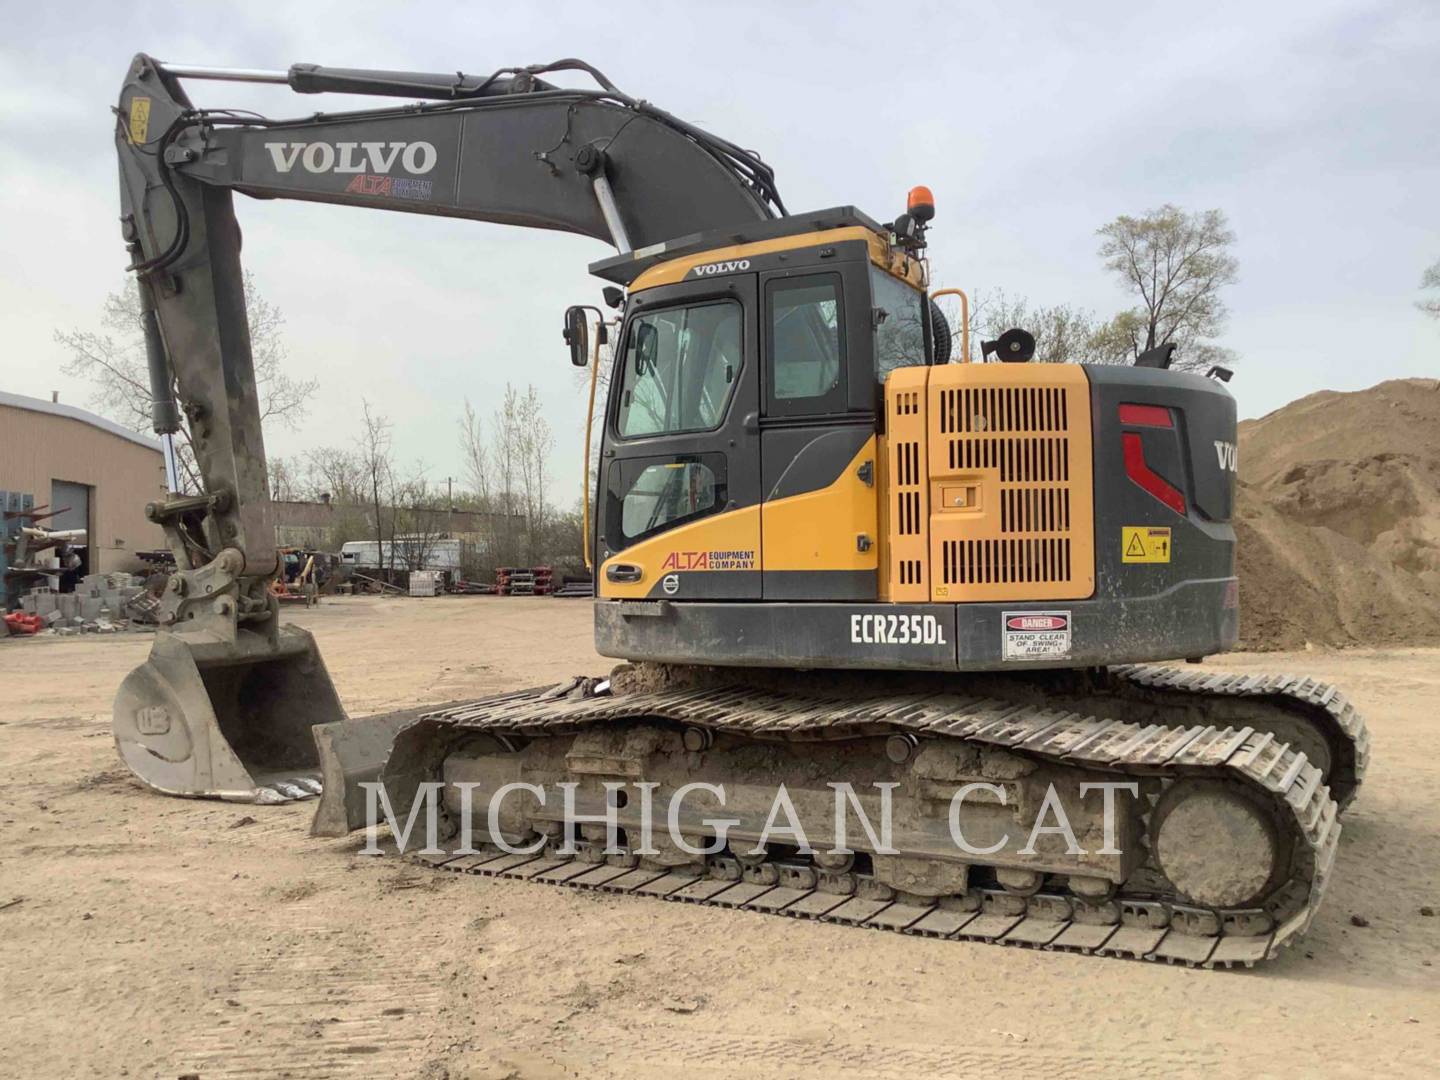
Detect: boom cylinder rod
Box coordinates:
(161, 435, 181, 494)
(154, 63, 289, 84)
(591, 174, 633, 253)
(156, 61, 542, 100)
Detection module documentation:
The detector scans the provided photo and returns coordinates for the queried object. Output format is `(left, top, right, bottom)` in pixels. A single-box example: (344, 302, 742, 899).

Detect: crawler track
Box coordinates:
(375, 663, 1358, 968)
(1109, 665, 1370, 809)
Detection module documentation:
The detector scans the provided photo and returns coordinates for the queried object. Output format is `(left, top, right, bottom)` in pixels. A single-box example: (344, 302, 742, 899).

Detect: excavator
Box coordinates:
(111, 54, 1368, 967)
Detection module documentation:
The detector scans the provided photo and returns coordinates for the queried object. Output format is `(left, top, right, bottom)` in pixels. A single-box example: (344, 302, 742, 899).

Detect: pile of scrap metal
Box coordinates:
(447, 577, 498, 595)
(270, 547, 333, 606)
(4, 489, 88, 614)
(495, 566, 557, 595)
(3, 611, 45, 635)
(553, 574, 595, 598)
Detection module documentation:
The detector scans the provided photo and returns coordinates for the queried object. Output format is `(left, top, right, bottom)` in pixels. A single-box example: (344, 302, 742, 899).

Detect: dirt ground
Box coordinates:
(2, 595, 1437, 1079)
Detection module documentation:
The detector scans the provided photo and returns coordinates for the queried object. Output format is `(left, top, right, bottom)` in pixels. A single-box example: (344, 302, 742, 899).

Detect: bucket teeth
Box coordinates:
(263, 778, 321, 802)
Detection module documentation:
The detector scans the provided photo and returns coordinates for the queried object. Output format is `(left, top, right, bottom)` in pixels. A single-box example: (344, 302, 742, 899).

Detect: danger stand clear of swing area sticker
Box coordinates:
(1001, 611, 1072, 661)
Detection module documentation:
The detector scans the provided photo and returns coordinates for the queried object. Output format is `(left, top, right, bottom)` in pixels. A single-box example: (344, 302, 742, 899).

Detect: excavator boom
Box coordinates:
(111, 53, 782, 799)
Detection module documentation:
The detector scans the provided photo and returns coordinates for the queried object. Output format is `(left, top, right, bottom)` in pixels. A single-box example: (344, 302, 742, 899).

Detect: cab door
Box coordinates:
(597, 274, 762, 600)
(758, 264, 879, 600)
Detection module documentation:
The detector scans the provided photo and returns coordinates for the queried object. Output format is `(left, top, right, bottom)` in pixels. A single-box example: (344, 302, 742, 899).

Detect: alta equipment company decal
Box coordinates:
(1001, 611, 1072, 661)
(661, 549, 756, 571)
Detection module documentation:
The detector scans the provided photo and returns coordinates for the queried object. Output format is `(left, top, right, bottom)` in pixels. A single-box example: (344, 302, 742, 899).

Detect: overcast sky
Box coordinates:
(2, 1, 1436, 506)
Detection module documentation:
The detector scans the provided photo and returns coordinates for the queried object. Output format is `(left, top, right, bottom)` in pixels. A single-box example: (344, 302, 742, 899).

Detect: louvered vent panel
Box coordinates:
(928, 366, 1094, 602)
(884, 370, 930, 602)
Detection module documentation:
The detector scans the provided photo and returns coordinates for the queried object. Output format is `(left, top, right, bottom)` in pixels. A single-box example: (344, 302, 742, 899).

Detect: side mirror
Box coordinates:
(633, 321, 658, 376)
(563, 306, 589, 367)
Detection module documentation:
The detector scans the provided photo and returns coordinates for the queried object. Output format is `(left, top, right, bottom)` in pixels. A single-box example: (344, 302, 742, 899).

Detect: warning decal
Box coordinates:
(1002, 611, 1072, 661)
(1122, 526, 1172, 563)
(128, 96, 151, 144)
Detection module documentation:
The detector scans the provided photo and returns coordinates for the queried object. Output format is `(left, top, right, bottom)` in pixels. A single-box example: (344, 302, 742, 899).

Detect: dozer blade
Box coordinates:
(112, 624, 345, 802)
(309, 692, 542, 836)
(310, 708, 425, 836)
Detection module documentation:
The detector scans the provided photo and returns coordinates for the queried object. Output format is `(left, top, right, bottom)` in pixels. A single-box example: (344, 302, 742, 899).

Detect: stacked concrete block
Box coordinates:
(76, 573, 145, 617)
(14, 573, 150, 634)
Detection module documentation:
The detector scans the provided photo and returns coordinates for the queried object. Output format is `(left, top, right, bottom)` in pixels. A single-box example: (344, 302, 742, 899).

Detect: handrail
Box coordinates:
(581, 319, 605, 571)
(929, 287, 971, 363)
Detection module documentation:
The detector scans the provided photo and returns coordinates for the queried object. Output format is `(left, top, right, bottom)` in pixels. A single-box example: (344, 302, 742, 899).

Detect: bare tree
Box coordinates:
(517, 386, 554, 561)
(1096, 205, 1239, 371)
(458, 398, 500, 561)
(389, 474, 450, 572)
(356, 400, 394, 579)
(1420, 259, 1440, 320)
(305, 446, 367, 505)
(55, 273, 318, 491)
(459, 399, 492, 507)
(457, 385, 560, 569)
(491, 385, 524, 565)
(269, 455, 304, 501)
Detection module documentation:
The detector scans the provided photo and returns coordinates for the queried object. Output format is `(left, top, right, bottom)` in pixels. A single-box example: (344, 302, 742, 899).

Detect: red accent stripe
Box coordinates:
(1119, 403, 1173, 428)
(1122, 432, 1186, 515)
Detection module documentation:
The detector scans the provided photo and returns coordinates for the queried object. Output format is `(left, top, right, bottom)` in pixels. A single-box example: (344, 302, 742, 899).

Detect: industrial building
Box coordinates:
(0, 391, 166, 575)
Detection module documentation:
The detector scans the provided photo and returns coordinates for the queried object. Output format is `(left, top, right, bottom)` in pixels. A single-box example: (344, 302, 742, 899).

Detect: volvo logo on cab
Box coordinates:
(850, 613, 947, 646)
(263, 141, 439, 175)
(689, 259, 750, 277)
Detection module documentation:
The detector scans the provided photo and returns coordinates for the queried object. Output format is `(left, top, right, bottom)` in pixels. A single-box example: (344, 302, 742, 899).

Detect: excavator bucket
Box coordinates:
(112, 624, 346, 802)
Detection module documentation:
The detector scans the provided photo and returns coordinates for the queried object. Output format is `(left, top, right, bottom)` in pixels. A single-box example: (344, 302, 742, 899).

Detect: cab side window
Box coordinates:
(870, 268, 926, 383)
(765, 274, 846, 416)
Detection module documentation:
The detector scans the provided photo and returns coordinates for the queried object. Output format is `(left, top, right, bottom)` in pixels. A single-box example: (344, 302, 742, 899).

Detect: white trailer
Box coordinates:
(340, 537, 465, 573)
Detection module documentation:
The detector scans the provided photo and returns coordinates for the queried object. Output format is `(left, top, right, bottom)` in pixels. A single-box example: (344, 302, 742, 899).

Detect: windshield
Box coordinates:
(870, 268, 927, 381)
(617, 300, 742, 438)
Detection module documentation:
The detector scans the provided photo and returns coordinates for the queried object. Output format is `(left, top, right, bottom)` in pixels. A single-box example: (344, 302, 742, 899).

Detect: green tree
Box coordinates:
(972, 290, 1108, 365)
(1097, 205, 1239, 372)
(932, 288, 1132, 366)
(1419, 259, 1440, 320)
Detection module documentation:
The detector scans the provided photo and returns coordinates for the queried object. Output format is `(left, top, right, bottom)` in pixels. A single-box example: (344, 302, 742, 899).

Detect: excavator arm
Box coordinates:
(110, 53, 783, 801)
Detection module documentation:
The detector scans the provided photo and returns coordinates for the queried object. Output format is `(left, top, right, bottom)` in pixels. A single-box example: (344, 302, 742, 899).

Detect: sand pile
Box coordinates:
(1235, 377, 1440, 650)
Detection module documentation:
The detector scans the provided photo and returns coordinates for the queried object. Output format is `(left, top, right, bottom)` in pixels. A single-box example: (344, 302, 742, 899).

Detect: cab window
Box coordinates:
(766, 273, 846, 416)
(617, 300, 741, 438)
(605, 453, 728, 551)
(870, 267, 926, 382)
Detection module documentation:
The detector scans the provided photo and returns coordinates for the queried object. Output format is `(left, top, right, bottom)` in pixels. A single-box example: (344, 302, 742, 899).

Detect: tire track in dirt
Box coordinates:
(541, 1025, 1223, 1078)
(167, 902, 450, 1079)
